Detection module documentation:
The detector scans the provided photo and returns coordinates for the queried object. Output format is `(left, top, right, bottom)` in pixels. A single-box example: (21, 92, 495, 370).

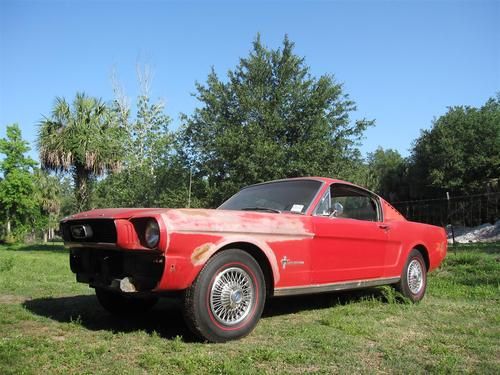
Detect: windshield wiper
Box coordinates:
(240, 207, 281, 214)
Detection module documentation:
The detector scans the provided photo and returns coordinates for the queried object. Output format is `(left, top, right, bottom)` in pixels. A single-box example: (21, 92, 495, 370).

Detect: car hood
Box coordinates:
(63, 208, 312, 237)
(164, 208, 311, 236)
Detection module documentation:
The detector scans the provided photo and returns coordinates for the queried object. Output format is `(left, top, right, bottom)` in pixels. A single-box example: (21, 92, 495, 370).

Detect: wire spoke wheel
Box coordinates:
(183, 249, 265, 342)
(396, 249, 427, 303)
(209, 267, 254, 326)
(407, 259, 424, 294)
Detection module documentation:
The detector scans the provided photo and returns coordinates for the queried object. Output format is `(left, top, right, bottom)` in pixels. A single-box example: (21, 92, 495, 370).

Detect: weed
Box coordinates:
(378, 285, 411, 304)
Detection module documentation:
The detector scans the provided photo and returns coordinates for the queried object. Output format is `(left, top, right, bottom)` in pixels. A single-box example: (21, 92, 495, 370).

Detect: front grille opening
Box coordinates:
(61, 219, 117, 243)
(70, 248, 164, 291)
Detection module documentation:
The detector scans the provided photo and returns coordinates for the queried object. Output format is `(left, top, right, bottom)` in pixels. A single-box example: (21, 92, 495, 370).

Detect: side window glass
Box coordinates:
(331, 185, 379, 221)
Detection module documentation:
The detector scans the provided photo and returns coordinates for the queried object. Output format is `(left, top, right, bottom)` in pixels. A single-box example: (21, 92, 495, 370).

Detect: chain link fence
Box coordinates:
(392, 192, 500, 227)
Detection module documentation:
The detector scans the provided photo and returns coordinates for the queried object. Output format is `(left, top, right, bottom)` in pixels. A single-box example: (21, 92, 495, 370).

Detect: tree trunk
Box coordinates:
(43, 231, 48, 243)
(6, 219, 11, 236)
(74, 166, 91, 212)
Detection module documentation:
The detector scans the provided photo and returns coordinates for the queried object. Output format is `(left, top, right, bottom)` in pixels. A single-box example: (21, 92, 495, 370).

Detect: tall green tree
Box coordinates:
(366, 147, 407, 201)
(179, 35, 373, 206)
(33, 171, 62, 242)
(38, 93, 126, 211)
(409, 94, 500, 197)
(58, 176, 77, 218)
(0, 124, 38, 240)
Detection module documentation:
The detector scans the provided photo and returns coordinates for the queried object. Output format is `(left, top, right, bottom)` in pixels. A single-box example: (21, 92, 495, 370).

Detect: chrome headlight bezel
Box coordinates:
(144, 219, 160, 249)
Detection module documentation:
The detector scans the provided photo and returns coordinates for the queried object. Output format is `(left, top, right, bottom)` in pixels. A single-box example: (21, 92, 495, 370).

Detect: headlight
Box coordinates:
(144, 220, 160, 248)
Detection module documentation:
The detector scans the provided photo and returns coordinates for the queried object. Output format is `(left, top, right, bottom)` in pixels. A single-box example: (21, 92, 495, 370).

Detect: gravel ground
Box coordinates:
(448, 220, 500, 243)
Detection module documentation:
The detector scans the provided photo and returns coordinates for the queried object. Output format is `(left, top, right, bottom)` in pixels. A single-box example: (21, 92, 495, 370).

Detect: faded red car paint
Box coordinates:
(61, 177, 447, 341)
(62, 177, 447, 296)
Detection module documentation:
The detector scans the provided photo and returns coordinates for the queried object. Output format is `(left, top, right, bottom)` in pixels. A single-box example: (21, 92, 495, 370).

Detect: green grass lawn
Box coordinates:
(0, 242, 499, 374)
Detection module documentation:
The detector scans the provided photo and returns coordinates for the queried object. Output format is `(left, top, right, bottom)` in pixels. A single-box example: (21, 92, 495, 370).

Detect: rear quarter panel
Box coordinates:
(385, 220, 447, 277)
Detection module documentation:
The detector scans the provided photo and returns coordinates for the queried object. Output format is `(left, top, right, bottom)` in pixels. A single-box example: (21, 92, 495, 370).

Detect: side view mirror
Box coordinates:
(329, 202, 344, 218)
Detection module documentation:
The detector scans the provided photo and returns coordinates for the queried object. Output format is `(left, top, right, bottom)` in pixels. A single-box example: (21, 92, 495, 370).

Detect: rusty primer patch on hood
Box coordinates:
(177, 209, 211, 217)
(191, 243, 215, 265)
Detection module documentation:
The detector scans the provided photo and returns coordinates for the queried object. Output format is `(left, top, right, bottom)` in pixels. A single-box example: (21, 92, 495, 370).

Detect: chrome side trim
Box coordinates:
(273, 276, 400, 297)
(174, 230, 314, 238)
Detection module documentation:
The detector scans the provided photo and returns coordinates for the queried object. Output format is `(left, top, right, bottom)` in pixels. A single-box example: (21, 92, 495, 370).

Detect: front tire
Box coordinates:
(396, 249, 427, 302)
(95, 287, 158, 316)
(183, 249, 266, 342)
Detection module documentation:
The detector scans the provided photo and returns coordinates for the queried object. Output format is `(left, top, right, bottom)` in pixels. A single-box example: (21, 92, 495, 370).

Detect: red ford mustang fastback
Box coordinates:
(61, 177, 447, 342)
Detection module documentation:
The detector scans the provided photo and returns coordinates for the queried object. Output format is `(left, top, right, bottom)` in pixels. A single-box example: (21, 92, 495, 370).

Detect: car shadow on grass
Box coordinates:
(263, 287, 391, 317)
(23, 287, 395, 342)
(23, 295, 198, 342)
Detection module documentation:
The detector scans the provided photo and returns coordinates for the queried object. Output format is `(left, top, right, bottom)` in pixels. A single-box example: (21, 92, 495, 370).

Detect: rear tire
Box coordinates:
(95, 287, 158, 316)
(396, 249, 427, 302)
(183, 249, 266, 342)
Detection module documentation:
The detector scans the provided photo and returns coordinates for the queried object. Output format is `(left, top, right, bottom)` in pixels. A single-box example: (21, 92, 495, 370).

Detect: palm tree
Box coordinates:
(34, 171, 62, 242)
(38, 93, 126, 211)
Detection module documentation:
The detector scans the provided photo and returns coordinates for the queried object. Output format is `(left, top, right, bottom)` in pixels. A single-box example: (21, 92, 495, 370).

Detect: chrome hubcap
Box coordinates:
(209, 267, 254, 326)
(407, 259, 424, 294)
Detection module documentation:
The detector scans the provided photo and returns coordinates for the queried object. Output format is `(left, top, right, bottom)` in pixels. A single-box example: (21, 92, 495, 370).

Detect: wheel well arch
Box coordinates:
(414, 244, 430, 271)
(217, 242, 275, 297)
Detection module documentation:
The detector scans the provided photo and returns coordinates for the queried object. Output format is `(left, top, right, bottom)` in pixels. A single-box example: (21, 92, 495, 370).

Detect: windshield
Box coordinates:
(218, 180, 322, 214)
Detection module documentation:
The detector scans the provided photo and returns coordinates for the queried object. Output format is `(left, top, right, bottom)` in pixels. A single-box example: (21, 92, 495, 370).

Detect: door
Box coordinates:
(311, 184, 389, 283)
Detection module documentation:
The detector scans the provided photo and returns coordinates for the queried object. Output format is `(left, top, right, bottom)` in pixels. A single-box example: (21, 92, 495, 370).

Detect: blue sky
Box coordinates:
(1, 0, 498, 162)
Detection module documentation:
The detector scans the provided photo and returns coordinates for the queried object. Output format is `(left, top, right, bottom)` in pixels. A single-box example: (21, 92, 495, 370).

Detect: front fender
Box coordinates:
(155, 235, 281, 292)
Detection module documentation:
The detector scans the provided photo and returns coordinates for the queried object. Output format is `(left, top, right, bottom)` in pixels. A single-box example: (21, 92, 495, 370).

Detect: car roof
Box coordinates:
(247, 176, 358, 188)
(246, 176, 380, 197)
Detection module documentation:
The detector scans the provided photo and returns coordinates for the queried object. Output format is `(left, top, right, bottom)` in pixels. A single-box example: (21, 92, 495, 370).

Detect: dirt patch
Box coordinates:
(0, 294, 30, 304)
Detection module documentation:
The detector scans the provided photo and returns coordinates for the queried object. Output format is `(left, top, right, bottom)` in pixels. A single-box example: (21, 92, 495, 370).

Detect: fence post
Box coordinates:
(446, 192, 455, 247)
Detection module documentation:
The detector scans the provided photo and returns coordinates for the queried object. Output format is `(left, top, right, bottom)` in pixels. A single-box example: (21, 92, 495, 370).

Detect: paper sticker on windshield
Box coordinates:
(291, 204, 304, 213)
